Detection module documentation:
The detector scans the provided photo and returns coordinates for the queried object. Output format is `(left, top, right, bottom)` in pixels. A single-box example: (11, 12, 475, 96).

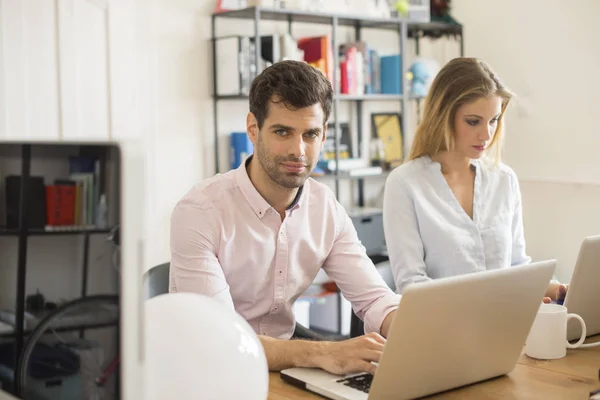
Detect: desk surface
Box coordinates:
(268, 336, 600, 400)
(1, 340, 596, 400)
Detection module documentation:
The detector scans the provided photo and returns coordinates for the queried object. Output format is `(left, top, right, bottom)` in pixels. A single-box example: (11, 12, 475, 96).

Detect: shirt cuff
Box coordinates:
(363, 293, 402, 335)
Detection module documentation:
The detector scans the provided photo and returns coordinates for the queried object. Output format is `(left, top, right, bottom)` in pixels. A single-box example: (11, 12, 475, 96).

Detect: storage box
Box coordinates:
(309, 292, 352, 336)
(348, 208, 386, 256)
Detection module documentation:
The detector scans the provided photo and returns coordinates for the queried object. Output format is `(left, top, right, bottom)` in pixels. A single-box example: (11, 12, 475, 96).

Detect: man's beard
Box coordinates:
(256, 135, 313, 189)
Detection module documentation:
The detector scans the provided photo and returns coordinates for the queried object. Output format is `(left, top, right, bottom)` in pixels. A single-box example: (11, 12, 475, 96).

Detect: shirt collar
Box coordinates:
(424, 154, 480, 171)
(235, 155, 305, 218)
(287, 185, 303, 211)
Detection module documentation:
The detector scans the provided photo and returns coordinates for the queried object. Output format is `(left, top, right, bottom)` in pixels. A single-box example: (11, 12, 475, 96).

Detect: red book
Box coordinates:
(340, 60, 349, 94)
(297, 36, 332, 84)
(46, 185, 76, 226)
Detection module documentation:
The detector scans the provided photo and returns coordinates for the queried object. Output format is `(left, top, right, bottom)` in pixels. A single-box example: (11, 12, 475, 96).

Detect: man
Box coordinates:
(170, 60, 401, 376)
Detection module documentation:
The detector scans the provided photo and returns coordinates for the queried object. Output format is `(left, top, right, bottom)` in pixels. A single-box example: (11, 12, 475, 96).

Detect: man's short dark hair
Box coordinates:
(249, 60, 333, 130)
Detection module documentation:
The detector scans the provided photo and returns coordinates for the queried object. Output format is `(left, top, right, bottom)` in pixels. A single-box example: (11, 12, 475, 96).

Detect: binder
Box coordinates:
(230, 132, 253, 170)
(215, 36, 254, 97)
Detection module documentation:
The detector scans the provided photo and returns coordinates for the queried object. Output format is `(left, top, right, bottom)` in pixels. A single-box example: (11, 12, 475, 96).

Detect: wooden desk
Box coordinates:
(518, 335, 600, 381)
(268, 336, 600, 400)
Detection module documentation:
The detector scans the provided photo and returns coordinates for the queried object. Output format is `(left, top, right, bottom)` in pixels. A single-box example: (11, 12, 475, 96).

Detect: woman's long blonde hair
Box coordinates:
(408, 58, 514, 164)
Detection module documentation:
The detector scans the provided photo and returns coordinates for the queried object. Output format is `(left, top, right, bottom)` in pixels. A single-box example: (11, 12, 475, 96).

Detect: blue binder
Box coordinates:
(230, 132, 253, 170)
(380, 55, 402, 95)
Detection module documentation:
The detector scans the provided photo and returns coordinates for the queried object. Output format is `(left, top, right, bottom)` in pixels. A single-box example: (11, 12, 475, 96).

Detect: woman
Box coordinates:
(383, 57, 566, 301)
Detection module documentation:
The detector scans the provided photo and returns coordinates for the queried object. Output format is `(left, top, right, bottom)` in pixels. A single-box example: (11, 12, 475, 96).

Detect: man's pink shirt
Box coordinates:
(169, 158, 401, 339)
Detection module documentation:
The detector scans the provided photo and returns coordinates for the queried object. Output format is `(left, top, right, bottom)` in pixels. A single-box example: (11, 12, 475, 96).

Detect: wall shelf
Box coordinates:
(0, 228, 113, 237)
(214, 93, 424, 101)
(213, 6, 463, 36)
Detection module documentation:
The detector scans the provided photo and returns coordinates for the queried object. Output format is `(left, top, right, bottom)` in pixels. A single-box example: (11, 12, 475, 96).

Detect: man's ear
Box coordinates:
(322, 122, 328, 143)
(246, 112, 259, 145)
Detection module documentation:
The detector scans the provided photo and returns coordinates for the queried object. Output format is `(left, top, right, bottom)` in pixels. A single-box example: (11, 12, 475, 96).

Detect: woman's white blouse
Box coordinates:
(383, 155, 531, 294)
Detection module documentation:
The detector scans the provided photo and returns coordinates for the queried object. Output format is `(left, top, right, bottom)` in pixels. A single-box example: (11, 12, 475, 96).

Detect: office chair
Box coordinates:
(143, 263, 326, 340)
(143, 262, 170, 299)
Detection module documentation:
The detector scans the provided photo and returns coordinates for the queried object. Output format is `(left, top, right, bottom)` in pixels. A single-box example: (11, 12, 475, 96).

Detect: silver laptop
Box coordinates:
(281, 260, 556, 400)
(564, 235, 600, 341)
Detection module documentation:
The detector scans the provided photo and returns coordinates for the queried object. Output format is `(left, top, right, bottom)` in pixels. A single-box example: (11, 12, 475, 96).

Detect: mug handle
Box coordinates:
(565, 313, 587, 349)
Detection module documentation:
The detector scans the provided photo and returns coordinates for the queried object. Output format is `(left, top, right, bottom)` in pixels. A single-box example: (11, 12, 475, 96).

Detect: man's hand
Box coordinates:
(542, 282, 568, 303)
(259, 332, 386, 375)
(315, 332, 386, 375)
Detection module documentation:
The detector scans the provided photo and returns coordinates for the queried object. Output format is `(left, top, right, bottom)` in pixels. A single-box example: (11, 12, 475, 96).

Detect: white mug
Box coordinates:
(525, 303, 587, 360)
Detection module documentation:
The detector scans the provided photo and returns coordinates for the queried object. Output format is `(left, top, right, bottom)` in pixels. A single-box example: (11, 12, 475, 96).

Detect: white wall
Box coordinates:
(452, 0, 600, 281)
(140, 0, 213, 268)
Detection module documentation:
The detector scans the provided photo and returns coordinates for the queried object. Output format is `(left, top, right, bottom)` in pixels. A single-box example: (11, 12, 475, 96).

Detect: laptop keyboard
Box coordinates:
(336, 373, 373, 393)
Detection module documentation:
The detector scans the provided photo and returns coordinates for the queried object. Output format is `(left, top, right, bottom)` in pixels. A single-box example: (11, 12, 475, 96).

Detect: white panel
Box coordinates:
(23, 0, 60, 140)
(2, 0, 28, 138)
(58, 0, 110, 140)
(108, 0, 139, 139)
(75, 0, 109, 138)
(0, 1, 5, 139)
(57, 0, 77, 138)
(0, 0, 60, 140)
(117, 138, 148, 400)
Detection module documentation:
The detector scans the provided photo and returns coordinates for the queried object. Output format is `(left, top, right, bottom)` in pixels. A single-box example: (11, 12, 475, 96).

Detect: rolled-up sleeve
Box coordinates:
(322, 204, 401, 335)
(169, 199, 235, 310)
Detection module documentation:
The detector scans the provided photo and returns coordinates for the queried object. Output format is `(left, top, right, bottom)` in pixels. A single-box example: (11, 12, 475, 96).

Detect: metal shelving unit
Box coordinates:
(0, 144, 117, 389)
(210, 6, 463, 206)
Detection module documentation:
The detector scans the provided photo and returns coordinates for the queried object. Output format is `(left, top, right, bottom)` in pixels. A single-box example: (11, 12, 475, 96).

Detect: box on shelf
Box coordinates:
(309, 292, 352, 336)
(348, 208, 386, 256)
(215, 36, 256, 97)
(4, 176, 46, 229)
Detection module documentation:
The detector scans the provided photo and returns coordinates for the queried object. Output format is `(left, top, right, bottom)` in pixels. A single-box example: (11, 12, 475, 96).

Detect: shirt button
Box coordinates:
(278, 270, 282, 274)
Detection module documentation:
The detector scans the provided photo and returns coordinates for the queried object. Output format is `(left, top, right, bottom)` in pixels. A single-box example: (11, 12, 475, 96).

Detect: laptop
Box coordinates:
(563, 235, 600, 341)
(280, 260, 556, 400)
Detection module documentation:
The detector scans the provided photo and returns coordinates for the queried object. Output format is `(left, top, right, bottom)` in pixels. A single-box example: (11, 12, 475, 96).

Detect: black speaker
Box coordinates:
(5, 175, 46, 229)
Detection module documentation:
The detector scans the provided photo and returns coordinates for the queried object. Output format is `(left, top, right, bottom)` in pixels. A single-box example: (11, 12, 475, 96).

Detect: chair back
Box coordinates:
(144, 262, 170, 299)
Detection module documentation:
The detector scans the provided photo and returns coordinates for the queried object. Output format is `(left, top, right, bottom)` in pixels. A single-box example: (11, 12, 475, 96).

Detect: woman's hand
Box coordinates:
(542, 282, 568, 303)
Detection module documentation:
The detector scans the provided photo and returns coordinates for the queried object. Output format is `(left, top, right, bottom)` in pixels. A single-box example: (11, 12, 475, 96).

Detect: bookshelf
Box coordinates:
(0, 143, 120, 384)
(210, 5, 463, 205)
